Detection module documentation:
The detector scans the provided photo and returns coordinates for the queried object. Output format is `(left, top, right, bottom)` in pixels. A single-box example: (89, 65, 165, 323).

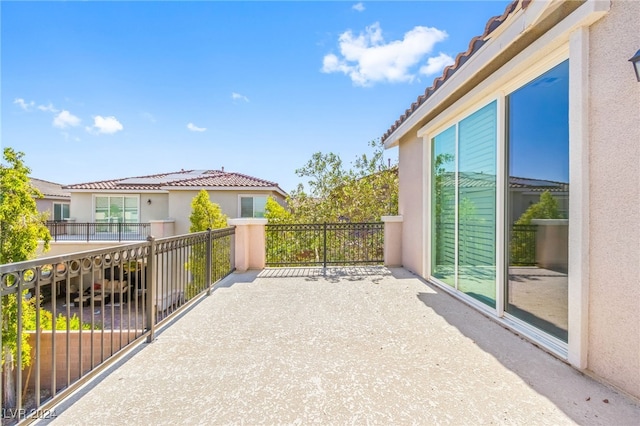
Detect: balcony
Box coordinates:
(1, 220, 639, 424)
(45, 221, 151, 242)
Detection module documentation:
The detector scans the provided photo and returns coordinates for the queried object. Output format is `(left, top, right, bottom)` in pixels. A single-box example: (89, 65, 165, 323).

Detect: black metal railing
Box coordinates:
(509, 224, 537, 266)
(265, 222, 384, 267)
(0, 227, 235, 424)
(45, 222, 151, 242)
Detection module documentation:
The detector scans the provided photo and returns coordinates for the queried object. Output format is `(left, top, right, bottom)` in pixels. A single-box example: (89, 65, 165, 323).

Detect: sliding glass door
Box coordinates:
(506, 60, 569, 342)
(431, 101, 497, 307)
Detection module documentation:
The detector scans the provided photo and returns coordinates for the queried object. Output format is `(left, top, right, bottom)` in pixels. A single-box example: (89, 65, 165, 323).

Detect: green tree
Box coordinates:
(0, 147, 51, 407)
(511, 190, 563, 265)
(186, 190, 227, 298)
(264, 197, 293, 224)
(189, 190, 227, 232)
(515, 190, 562, 225)
(289, 139, 398, 223)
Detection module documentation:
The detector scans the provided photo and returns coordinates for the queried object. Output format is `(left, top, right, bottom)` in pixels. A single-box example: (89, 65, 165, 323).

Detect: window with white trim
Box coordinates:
(94, 195, 139, 223)
(239, 196, 267, 218)
(53, 203, 70, 221)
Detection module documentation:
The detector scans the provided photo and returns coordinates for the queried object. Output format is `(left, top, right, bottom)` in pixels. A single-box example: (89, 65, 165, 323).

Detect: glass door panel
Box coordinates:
(506, 60, 569, 342)
(458, 102, 497, 307)
(431, 126, 456, 287)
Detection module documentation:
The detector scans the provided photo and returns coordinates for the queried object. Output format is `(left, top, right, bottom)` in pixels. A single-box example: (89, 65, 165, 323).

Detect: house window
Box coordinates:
(431, 101, 497, 308)
(53, 203, 70, 221)
(506, 60, 569, 342)
(95, 196, 139, 223)
(239, 196, 267, 218)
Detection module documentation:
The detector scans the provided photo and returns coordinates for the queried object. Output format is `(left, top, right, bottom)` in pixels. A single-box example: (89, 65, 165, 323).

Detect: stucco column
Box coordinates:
(150, 219, 175, 238)
(381, 215, 403, 267)
(227, 218, 267, 272)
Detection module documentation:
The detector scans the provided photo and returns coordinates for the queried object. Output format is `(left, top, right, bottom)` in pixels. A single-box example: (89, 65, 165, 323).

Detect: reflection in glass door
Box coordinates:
(431, 102, 497, 307)
(506, 60, 569, 342)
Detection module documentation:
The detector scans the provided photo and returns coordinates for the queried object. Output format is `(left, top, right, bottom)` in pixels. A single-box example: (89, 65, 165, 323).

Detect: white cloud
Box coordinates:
(419, 52, 455, 76)
(353, 2, 365, 12)
(187, 122, 206, 132)
(231, 92, 249, 102)
(321, 22, 449, 86)
(89, 115, 123, 134)
(14, 98, 35, 111)
(53, 110, 81, 128)
(37, 103, 58, 113)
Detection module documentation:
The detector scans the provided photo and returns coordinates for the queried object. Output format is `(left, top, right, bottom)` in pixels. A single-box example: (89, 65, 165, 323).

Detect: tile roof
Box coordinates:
(30, 178, 71, 198)
(64, 169, 285, 193)
(381, 0, 526, 143)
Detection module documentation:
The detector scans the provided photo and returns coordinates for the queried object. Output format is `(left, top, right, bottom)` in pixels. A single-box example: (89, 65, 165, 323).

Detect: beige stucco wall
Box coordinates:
(70, 193, 169, 223)
(398, 134, 424, 276)
(168, 190, 285, 236)
(586, 0, 640, 398)
(36, 199, 55, 220)
(69, 193, 93, 222)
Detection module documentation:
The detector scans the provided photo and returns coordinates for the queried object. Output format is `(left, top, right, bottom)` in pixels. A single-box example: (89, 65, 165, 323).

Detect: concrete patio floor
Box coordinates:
(44, 267, 639, 425)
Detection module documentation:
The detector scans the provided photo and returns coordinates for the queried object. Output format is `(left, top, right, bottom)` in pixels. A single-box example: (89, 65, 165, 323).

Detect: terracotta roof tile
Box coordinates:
(64, 169, 285, 193)
(382, 0, 524, 143)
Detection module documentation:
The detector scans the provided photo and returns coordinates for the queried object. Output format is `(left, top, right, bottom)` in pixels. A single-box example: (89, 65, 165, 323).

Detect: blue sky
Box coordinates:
(2, 1, 512, 193)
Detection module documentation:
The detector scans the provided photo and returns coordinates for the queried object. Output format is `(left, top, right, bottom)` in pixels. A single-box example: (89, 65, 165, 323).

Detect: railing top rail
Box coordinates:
(153, 226, 235, 244)
(0, 240, 151, 274)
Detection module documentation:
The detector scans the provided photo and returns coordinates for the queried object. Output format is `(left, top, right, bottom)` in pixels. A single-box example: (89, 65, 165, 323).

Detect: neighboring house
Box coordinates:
(30, 177, 71, 221)
(63, 169, 287, 236)
(383, 0, 638, 399)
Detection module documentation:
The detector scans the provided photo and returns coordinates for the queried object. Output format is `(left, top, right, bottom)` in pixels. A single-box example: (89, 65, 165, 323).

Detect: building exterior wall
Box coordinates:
(391, 0, 639, 400)
(586, 0, 640, 397)
(398, 134, 424, 276)
(69, 193, 93, 222)
(69, 192, 168, 224)
(36, 199, 55, 220)
(141, 194, 169, 222)
(168, 190, 285, 236)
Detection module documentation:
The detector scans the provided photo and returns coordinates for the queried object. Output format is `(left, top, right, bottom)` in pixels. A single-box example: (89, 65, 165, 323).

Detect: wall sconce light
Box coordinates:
(630, 49, 640, 82)
(147, 199, 152, 205)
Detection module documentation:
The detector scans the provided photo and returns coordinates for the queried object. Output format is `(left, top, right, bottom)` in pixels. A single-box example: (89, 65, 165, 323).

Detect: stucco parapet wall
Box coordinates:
(149, 219, 175, 223)
(381, 215, 403, 223)
(227, 218, 268, 226)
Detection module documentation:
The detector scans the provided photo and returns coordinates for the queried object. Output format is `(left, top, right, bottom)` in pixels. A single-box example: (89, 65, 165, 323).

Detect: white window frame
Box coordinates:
(238, 195, 268, 218)
(53, 202, 70, 221)
(93, 194, 140, 223)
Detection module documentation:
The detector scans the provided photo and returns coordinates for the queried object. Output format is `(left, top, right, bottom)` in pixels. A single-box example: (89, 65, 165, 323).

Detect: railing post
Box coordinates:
(146, 235, 157, 343)
(86, 223, 90, 242)
(118, 222, 123, 242)
(206, 228, 213, 296)
(323, 222, 327, 269)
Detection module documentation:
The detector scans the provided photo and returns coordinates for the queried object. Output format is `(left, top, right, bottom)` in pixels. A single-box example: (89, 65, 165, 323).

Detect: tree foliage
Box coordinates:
(515, 190, 563, 225)
(189, 190, 228, 232)
(510, 190, 563, 265)
(0, 148, 51, 264)
(186, 190, 228, 298)
(264, 197, 293, 224)
(1, 147, 52, 406)
(287, 139, 398, 223)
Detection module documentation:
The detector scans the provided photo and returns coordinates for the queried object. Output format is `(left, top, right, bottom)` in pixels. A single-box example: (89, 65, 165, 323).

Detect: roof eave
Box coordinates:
(383, 0, 571, 148)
